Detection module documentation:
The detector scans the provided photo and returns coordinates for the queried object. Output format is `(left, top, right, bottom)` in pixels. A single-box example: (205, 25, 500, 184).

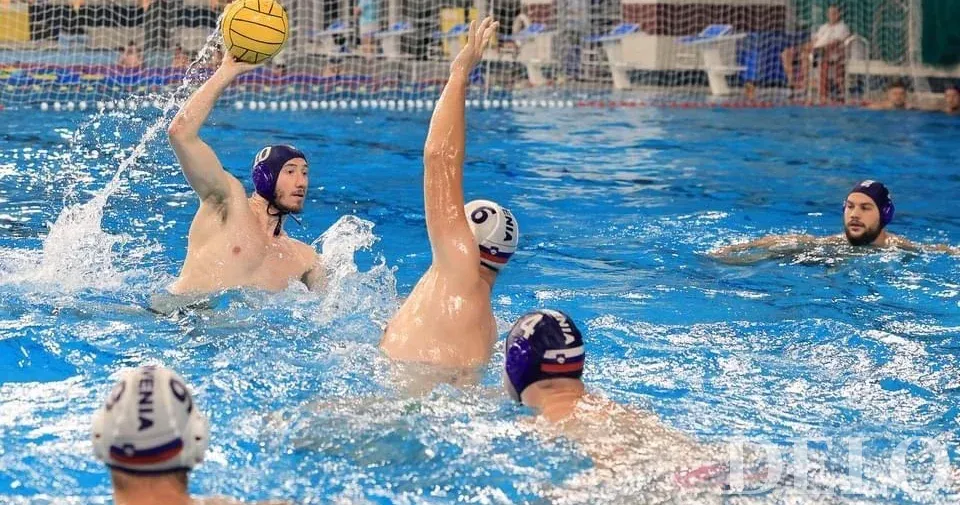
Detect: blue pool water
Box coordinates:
(1, 105, 959, 504)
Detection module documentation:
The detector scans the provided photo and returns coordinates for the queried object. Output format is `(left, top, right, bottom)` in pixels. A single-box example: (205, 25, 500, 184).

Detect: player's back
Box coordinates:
(380, 265, 497, 369)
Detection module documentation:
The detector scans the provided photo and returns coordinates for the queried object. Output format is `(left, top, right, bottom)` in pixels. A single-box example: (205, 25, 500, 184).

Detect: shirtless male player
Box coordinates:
(380, 17, 520, 373)
(165, 53, 324, 296)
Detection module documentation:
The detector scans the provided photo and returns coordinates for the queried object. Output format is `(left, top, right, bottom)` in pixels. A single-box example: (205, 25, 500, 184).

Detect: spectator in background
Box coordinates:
(867, 80, 912, 110)
(497, 4, 530, 56)
(118, 41, 143, 70)
(321, 58, 342, 77)
(172, 44, 190, 69)
(781, 5, 850, 93)
(743, 81, 757, 102)
(943, 85, 959, 115)
(356, 0, 379, 55)
(512, 4, 532, 38)
(268, 62, 287, 79)
(558, 0, 588, 82)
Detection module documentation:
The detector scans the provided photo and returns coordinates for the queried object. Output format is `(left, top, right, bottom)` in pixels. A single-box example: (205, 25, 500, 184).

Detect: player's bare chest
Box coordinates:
(227, 236, 303, 270)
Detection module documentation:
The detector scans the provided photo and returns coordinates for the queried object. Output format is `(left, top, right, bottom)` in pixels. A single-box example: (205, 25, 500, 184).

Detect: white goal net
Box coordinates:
(0, 0, 930, 110)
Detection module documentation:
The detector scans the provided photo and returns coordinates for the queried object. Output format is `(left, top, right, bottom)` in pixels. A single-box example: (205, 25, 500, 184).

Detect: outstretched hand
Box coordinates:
(451, 16, 499, 76)
(218, 50, 260, 77)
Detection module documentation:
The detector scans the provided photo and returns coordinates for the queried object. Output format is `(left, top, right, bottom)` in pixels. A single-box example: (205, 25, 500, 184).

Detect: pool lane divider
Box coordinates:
(33, 99, 871, 112)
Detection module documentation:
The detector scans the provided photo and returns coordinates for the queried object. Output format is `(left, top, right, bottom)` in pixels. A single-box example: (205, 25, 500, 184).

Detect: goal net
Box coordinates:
(0, 0, 929, 110)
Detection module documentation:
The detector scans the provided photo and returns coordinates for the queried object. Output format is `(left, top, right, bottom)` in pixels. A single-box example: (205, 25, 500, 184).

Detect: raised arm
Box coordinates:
(167, 54, 257, 203)
(422, 17, 498, 271)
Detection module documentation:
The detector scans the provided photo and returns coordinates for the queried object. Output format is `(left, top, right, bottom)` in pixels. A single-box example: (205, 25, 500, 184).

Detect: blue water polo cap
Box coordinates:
(252, 145, 307, 202)
(848, 180, 894, 228)
(504, 309, 585, 403)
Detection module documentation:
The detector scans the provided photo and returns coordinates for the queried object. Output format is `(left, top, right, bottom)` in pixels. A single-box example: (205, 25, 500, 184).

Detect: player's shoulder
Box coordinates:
(222, 174, 248, 198)
(813, 234, 845, 245)
(884, 232, 910, 246)
(200, 175, 249, 211)
(289, 238, 320, 260)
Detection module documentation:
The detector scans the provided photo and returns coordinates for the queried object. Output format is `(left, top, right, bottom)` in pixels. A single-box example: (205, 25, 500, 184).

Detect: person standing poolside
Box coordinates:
(92, 365, 288, 505)
(503, 310, 736, 500)
(356, 0, 379, 54)
(380, 17, 520, 372)
(781, 5, 850, 92)
(165, 53, 324, 296)
(711, 180, 959, 262)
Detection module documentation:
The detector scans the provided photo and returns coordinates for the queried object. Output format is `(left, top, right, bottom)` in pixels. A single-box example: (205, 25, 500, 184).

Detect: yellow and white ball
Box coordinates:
(221, 0, 289, 64)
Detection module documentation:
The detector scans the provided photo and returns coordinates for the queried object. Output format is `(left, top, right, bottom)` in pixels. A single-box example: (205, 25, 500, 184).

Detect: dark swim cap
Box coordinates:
(848, 180, 894, 228)
(504, 309, 585, 403)
(251, 145, 307, 202)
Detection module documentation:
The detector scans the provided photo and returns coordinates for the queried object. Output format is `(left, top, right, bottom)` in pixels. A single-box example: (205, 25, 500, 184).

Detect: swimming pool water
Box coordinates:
(1, 105, 959, 504)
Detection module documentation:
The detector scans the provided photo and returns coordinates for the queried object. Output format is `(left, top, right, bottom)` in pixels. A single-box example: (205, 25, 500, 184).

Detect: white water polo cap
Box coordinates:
(464, 199, 519, 272)
(91, 365, 209, 474)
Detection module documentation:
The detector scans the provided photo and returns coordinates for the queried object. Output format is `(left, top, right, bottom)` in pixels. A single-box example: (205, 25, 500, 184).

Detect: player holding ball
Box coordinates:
(160, 0, 325, 301)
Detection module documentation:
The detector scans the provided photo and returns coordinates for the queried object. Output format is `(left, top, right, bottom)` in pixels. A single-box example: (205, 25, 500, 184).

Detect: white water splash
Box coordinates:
(0, 28, 226, 293)
(1, 196, 133, 291)
(311, 215, 399, 326)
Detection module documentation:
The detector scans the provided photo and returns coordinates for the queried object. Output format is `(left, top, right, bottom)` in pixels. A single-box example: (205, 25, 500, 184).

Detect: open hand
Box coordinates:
(218, 50, 261, 77)
(451, 16, 499, 76)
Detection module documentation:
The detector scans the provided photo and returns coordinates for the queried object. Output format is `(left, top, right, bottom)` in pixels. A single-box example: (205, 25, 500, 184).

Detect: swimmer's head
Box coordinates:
(252, 145, 309, 213)
(465, 199, 519, 273)
(945, 85, 960, 111)
(504, 309, 585, 403)
(887, 80, 907, 108)
(844, 180, 893, 246)
(91, 365, 208, 475)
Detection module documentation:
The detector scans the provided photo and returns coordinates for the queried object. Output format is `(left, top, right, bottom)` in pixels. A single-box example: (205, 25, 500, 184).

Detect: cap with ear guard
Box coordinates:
(251, 144, 307, 203)
(464, 199, 519, 272)
(847, 180, 894, 228)
(504, 309, 585, 403)
(91, 365, 209, 474)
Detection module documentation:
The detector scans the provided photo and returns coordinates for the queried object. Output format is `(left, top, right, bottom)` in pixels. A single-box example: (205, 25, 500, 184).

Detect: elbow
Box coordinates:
(166, 117, 193, 142)
(424, 140, 456, 167)
(423, 145, 445, 166)
(166, 122, 184, 141)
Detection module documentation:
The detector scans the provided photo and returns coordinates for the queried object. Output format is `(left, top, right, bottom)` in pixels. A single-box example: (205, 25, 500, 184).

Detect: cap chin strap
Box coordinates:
(480, 261, 499, 272)
(265, 202, 303, 237)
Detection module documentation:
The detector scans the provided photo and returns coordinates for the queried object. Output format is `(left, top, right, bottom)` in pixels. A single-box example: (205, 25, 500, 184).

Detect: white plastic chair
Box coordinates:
(680, 24, 746, 96)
